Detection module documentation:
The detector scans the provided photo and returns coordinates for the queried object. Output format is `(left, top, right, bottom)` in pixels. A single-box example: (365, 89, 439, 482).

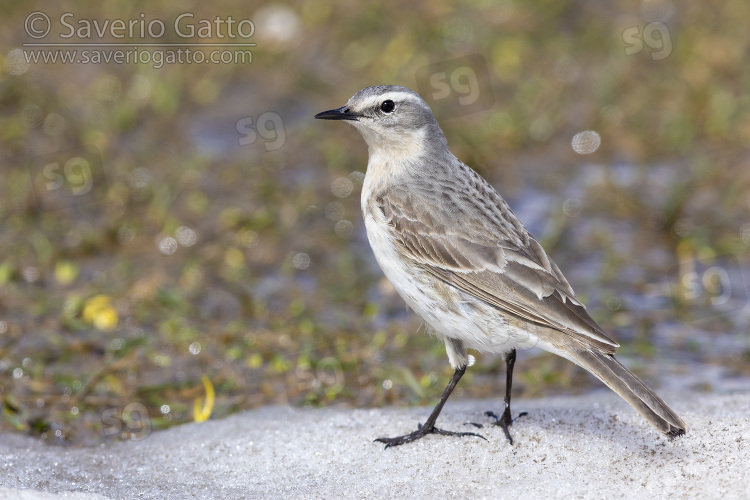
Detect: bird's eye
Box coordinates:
(380, 100, 395, 113)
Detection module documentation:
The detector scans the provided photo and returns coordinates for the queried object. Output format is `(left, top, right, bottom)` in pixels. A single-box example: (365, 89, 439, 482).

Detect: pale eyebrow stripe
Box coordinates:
(357, 91, 422, 110)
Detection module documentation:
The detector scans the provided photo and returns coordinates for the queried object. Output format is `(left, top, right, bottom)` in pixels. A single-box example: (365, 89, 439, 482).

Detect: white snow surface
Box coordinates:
(0, 391, 748, 499)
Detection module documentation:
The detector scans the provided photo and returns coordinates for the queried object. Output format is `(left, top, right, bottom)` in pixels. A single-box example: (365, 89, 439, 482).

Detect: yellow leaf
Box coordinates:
(193, 375, 215, 423)
(55, 261, 79, 286)
(94, 308, 119, 331)
(246, 352, 263, 369)
(83, 295, 111, 323)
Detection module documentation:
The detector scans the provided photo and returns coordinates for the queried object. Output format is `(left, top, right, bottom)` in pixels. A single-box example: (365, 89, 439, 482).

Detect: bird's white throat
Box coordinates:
(350, 122, 427, 169)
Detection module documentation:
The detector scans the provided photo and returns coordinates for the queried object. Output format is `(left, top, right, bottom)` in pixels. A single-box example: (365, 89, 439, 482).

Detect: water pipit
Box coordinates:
(315, 85, 686, 448)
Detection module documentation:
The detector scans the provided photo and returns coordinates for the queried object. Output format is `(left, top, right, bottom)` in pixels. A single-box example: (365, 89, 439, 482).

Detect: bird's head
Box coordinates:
(315, 85, 447, 163)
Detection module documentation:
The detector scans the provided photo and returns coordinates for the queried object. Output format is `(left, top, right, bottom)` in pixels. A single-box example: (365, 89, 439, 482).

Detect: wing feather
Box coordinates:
(375, 180, 619, 354)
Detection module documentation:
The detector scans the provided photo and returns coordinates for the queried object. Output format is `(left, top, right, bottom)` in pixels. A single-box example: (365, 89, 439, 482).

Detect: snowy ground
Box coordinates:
(0, 391, 748, 499)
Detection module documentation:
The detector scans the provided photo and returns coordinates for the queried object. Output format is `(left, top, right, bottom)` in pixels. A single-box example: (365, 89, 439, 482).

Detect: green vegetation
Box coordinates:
(1, 1, 749, 444)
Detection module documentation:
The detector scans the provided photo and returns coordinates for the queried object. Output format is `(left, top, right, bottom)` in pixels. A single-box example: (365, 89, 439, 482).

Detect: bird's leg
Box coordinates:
(375, 366, 486, 449)
(485, 349, 528, 444)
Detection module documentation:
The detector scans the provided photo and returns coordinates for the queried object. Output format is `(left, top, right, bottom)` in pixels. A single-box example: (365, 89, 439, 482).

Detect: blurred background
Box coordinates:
(1, 0, 749, 445)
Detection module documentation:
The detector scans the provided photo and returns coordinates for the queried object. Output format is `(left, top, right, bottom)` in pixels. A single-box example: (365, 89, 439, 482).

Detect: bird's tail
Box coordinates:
(568, 348, 686, 438)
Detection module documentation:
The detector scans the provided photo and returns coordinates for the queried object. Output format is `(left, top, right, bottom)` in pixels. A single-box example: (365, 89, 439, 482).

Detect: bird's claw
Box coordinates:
(484, 409, 528, 445)
(375, 423, 487, 449)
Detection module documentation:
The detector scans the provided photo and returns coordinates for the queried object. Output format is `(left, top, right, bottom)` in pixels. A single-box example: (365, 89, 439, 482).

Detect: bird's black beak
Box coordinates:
(314, 106, 361, 121)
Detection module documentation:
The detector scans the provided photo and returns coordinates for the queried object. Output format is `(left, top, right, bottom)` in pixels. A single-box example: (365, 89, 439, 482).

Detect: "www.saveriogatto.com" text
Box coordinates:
(21, 47, 253, 69)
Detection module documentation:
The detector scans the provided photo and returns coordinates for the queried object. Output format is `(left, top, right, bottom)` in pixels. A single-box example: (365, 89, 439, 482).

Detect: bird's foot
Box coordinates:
(465, 409, 528, 445)
(375, 422, 486, 449)
(485, 409, 528, 445)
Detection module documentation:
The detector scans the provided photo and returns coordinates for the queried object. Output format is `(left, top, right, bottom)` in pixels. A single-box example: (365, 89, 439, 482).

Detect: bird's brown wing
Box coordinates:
(375, 183, 619, 354)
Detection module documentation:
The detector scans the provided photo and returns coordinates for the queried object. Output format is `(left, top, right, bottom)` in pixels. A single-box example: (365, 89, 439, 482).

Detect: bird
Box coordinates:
(314, 85, 686, 448)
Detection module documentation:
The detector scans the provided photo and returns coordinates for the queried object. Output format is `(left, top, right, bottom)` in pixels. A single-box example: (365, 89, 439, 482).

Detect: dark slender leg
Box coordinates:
(375, 366, 487, 449)
(485, 349, 528, 445)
